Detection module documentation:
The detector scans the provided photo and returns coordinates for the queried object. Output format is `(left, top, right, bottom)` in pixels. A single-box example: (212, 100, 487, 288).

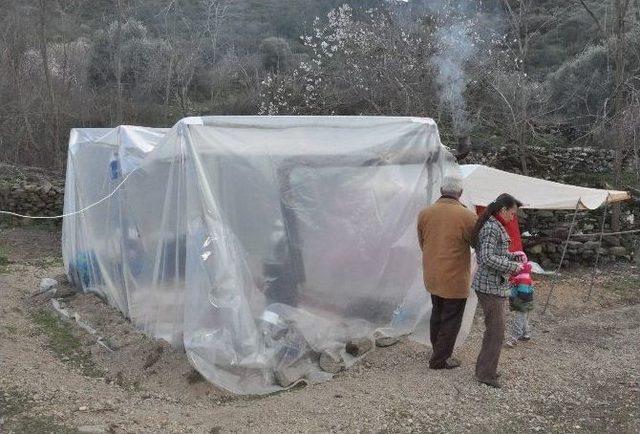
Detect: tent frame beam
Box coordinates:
(275, 151, 434, 289)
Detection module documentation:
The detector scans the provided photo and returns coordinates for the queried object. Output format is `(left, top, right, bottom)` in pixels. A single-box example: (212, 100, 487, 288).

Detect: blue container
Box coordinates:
(109, 153, 120, 180)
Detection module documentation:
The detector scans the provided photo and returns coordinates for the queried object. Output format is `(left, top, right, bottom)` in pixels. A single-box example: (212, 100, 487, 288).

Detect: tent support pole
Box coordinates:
(586, 194, 611, 301)
(542, 202, 580, 315)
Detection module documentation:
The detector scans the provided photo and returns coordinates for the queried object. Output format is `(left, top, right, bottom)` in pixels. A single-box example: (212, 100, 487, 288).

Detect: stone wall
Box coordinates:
(464, 145, 636, 183)
(0, 165, 65, 222)
(520, 209, 638, 269)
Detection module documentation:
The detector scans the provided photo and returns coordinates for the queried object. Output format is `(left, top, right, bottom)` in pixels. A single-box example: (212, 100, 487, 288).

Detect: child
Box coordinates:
(505, 252, 534, 347)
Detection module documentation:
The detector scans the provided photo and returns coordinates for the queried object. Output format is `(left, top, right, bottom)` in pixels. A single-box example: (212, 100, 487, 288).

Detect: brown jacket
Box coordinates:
(417, 197, 477, 299)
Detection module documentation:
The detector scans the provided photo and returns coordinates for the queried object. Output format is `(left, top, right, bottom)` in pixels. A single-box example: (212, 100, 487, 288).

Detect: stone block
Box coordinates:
(584, 241, 601, 250)
(603, 237, 622, 247)
(319, 351, 345, 374)
(374, 328, 401, 347)
(610, 247, 628, 257)
(528, 244, 543, 255)
(345, 337, 373, 357)
(274, 357, 312, 387)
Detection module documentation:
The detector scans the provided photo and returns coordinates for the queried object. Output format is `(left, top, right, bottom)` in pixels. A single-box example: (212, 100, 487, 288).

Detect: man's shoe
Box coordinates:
(445, 357, 461, 369)
(505, 340, 516, 348)
(477, 377, 502, 388)
(429, 357, 461, 370)
(518, 335, 531, 342)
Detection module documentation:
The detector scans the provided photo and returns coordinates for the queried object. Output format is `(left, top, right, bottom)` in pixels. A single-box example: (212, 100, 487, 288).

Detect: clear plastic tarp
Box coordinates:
(62, 116, 475, 394)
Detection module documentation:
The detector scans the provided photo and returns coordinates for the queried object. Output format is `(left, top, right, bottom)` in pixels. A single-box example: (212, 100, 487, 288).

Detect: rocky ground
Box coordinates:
(1, 226, 639, 433)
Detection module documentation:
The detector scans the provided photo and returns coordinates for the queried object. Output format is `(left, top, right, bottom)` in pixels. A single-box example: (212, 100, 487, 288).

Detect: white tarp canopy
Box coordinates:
(460, 164, 630, 210)
(63, 116, 474, 395)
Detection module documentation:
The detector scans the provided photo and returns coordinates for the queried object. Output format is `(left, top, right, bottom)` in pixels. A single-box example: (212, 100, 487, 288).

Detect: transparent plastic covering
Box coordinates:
(62, 116, 476, 395)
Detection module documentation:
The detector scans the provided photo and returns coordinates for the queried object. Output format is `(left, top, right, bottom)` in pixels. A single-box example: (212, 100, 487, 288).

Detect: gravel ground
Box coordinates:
(1, 226, 639, 433)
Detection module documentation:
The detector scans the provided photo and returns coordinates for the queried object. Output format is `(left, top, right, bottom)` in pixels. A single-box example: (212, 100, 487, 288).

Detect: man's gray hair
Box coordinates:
(441, 173, 464, 196)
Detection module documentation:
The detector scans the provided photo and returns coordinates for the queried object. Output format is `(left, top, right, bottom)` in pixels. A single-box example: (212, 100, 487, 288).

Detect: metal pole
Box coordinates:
(586, 194, 610, 301)
(569, 228, 640, 237)
(542, 202, 581, 315)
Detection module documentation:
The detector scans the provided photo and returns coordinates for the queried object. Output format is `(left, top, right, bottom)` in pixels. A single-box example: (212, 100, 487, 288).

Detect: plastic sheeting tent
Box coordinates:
(63, 116, 473, 395)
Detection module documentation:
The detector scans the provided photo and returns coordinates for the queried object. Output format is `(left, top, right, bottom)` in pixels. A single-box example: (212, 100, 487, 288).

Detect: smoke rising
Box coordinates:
(423, 0, 480, 136)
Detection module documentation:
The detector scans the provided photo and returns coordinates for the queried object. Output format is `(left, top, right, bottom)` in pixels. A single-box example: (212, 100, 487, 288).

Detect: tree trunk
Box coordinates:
(114, 0, 124, 124)
(612, 0, 627, 232)
(38, 0, 59, 166)
(519, 80, 529, 176)
(518, 127, 529, 176)
(164, 53, 175, 123)
(634, 129, 640, 182)
(10, 48, 37, 160)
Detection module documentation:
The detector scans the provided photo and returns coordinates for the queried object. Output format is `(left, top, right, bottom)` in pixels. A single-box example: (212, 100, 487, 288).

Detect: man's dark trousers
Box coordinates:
(429, 294, 467, 368)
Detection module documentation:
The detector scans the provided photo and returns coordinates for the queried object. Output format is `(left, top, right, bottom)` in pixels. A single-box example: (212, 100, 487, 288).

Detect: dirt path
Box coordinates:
(1, 227, 639, 433)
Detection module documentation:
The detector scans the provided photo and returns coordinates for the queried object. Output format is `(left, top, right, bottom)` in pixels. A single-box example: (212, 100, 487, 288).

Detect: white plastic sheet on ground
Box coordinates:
(62, 116, 476, 395)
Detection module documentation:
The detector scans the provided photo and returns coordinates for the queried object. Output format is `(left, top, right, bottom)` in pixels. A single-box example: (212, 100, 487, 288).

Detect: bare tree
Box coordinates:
(578, 0, 604, 34)
(201, 0, 230, 64)
(611, 0, 631, 231)
(496, 0, 557, 175)
(160, 1, 178, 122)
(113, 0, 125, 124)
(1, 10, 38, 161)
(37, 0, 61, 164)
(175, 16, 204, 115)
(576, 0, 637, 230)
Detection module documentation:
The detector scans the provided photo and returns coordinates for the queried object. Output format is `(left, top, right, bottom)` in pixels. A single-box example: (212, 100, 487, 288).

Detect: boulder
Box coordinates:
(537, 210, 555, 219)
(274, 357, 312, 387)
(319, 351, 345, 374)
(78, 425, 110, 433)
(610, 247, 628, 257)
(541, 258, 553, 269)
(566, 240, 584, 249)
(374, 328, 401, 347)
(603, 237, 622, 247)
(528, 244, 544, 255)
(584, 241, 601, 250)
(552, 228, 569, 239)
(39, 277, 58, 293)
(345, 337, 373, 357)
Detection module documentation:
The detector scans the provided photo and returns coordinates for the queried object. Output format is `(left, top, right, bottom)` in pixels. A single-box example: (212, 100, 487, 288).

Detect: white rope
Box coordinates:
(0, 168, 138, 220)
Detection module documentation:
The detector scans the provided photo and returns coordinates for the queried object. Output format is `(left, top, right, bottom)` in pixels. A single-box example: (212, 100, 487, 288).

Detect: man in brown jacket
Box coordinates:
(417, 173, 477, 369)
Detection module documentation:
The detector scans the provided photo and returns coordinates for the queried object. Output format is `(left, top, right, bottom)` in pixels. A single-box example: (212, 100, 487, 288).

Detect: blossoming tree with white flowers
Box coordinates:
(259, 5, 439, 116)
